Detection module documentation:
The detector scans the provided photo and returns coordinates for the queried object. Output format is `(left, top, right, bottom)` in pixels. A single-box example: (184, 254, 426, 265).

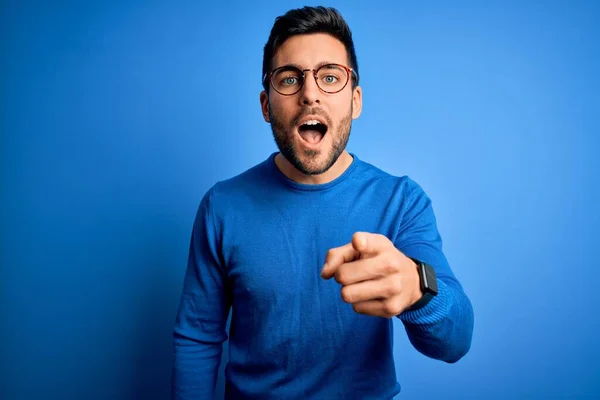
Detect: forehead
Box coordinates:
(272, 33, 348, 69)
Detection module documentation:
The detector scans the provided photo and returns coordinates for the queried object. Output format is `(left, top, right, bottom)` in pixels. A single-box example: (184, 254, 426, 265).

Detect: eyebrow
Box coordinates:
(275, 61, 341, 71)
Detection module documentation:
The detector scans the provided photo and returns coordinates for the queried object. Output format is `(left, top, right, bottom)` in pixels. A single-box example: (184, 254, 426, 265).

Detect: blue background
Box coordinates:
(2, 0, 599, 398)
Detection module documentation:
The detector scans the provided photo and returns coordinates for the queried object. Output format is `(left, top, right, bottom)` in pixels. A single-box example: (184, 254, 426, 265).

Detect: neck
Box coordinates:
(274, 151, 354, 185)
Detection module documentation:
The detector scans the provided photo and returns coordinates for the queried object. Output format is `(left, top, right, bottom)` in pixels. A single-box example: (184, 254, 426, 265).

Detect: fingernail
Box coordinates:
(321, 263, 328, 277)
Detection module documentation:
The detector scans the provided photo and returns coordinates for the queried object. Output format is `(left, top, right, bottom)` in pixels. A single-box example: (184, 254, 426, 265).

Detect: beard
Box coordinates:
(269, 104, 353, 176)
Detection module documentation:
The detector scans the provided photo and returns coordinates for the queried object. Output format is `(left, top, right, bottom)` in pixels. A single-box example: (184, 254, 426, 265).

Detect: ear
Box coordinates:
(260, 90, 270, 123)
(351, 85, 362, 120)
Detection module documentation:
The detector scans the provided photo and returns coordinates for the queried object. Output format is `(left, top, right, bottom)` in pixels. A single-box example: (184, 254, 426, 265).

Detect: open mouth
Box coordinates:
(298, 120, 328, 144)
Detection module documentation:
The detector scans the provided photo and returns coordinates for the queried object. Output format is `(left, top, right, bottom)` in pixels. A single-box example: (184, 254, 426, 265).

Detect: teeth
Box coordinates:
(304, 120, 321, 126)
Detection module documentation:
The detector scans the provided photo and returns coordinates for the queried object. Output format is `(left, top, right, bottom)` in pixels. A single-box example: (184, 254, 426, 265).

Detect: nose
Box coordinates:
(298, 70, 321, 105)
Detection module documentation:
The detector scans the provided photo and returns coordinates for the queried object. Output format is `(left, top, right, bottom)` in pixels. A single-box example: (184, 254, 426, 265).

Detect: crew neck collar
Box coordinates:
(267, 151, 360, 192)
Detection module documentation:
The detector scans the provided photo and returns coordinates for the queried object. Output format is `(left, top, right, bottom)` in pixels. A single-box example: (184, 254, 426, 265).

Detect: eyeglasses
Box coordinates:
(264, 63, 358, 96)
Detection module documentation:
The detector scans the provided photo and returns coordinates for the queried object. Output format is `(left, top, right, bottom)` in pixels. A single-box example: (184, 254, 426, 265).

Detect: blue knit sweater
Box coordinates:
(172, 152, 474, 399)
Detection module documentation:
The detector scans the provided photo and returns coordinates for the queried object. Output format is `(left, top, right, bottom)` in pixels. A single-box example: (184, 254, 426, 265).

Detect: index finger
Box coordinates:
(321, 243, 359, 279)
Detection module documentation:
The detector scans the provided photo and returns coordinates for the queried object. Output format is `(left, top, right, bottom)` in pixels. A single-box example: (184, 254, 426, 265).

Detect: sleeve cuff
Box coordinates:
(398, 278, 450, 326)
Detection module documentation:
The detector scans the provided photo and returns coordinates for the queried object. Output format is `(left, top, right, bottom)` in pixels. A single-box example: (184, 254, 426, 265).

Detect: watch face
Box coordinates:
(422, 263, 438, 294)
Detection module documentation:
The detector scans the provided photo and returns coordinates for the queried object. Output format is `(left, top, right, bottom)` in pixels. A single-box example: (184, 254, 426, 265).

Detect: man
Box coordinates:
(172, 6, 474, 399)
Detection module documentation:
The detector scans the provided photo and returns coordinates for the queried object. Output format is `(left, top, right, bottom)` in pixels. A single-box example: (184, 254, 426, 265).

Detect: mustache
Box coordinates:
(291, 107, 332, 126)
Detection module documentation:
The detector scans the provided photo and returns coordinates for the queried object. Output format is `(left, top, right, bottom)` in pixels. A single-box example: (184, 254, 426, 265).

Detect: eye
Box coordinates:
(317, 65, 346, 87)
(281, 76, 299, 86)
(322, 75, 339, 84)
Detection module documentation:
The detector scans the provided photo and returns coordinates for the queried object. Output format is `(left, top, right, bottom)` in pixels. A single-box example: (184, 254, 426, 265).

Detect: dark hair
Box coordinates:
(262, 6, 359, 92)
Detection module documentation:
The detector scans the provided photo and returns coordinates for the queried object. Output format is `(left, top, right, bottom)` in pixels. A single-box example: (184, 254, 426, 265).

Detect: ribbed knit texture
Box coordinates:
(171, 152, 474, 399)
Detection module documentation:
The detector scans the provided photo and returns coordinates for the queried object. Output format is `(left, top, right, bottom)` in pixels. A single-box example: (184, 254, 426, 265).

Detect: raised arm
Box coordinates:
(395, 179, 474, 363)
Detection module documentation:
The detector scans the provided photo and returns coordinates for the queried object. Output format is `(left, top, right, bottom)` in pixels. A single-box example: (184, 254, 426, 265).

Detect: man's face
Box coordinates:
(260, 33, 362, 176)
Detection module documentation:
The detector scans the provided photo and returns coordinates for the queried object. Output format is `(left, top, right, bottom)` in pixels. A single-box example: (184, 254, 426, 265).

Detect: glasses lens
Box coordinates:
(316, 64, 348, 93)
(271, 67, 303, 95)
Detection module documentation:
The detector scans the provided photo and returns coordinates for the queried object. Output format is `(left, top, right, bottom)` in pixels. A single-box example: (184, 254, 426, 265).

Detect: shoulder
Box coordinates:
(353, 155, 427, 200)
(212, 160, 269, 197)
(197, 154, 275, 215)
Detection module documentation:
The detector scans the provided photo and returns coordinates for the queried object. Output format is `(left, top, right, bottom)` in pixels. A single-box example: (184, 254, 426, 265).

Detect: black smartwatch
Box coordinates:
(406, 258, 438, 311)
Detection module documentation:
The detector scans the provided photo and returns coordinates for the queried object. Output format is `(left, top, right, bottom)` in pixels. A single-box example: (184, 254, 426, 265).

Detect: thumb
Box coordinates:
(351, 232, 389, 255)
(351, 232, 371, 254)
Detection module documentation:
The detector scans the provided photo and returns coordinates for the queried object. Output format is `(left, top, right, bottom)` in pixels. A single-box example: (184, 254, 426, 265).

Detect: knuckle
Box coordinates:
(375, 233, 388, 242)
(376, 233, 392, 249)
(340, 286, 352, 303)
(383, 299, 402, 317)
(394, 274, 404, 291)
(325, 249, 336, 264)
(388, 255, 402, 270)
(385, 279, 398, 297)
(335, 268, 350, 285)
(381, 261, 396, 276)
(334, 269, 344, 284)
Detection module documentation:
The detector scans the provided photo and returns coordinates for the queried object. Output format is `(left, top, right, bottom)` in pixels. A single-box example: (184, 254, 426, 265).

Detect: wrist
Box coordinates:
(398, 278, 449, 325)
(405, 257, 438, 311)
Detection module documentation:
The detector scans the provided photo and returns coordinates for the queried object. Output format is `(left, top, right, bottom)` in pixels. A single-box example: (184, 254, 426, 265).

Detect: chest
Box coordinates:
(220, 202, 400, 312)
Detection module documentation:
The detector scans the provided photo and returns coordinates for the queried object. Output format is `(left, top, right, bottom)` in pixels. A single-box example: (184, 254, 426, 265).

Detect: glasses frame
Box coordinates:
(263, 63, 359, 96)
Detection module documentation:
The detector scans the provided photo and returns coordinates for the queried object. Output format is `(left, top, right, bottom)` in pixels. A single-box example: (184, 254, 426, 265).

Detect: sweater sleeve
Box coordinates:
(394, 178, 474, 363)
(171, 187, 231, 399)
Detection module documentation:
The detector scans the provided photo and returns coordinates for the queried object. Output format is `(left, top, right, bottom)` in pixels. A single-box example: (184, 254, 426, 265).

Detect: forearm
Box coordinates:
(171, 330, 223, 399)
(398, 277, 474, 363)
